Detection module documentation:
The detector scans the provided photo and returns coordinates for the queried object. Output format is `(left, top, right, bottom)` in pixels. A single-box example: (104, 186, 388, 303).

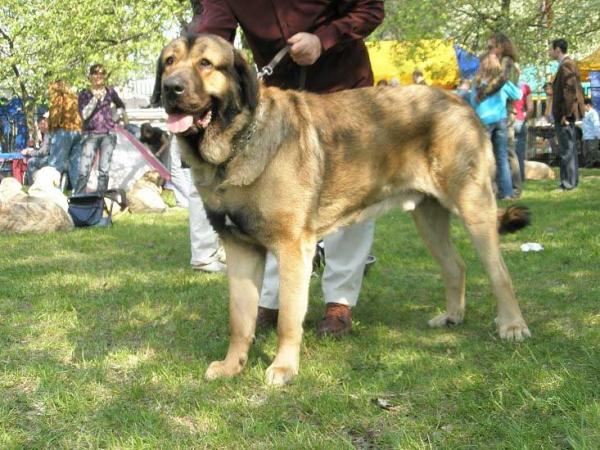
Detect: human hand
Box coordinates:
(287, 32, 322, 66)
(21, 148, 31, 156)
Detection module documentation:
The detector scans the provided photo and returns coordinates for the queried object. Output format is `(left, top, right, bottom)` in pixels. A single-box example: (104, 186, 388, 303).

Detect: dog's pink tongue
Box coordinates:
(166, 114, 194, 133)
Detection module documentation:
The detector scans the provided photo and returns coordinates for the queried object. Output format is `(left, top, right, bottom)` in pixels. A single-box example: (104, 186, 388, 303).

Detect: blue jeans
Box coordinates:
(485, 119, 514, 199)
(47, 129, 82, 187)
(75, 132, 117, 194)
(514, 120, 527, 183)
(554, 120, 579, 189)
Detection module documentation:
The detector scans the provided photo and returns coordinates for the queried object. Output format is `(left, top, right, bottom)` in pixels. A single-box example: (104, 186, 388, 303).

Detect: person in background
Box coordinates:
(542, 82, 554, 122)
(32, 115, 46, 147)
(479, 32, 523, 197)
(470, 52, 522, 201)
(548, 38, 585, 191)
(581, 98, 600, 167)
(187, 0, 384, 337)
(46, 80, 82, 189)
(21, 115, 50, 184)
(412, 69, 427, 85)
(139, 122, 171, 169)
(513, 80, 534, 185)
(455, 78, 471, 103)
(74, 64, 128, 194)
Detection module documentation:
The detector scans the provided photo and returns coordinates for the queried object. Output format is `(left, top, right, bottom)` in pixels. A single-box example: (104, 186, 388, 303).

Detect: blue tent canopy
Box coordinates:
(520, 62, 591, 98)
(0, 97, 29, 152)
(454, 43, 480, 80)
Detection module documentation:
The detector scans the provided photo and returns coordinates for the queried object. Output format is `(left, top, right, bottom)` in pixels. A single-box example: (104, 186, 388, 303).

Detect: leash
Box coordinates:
(232, 44, 308, 156)
(257, 45, 291, 80)
(257, 44, 307, 91)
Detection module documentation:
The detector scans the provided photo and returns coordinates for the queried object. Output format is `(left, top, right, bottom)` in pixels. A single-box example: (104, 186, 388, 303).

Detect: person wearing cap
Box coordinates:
(74, 64, 128, 194)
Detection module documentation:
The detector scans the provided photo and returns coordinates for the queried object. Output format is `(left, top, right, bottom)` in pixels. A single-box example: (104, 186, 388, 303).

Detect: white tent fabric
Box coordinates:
(85, 125, 170, 192)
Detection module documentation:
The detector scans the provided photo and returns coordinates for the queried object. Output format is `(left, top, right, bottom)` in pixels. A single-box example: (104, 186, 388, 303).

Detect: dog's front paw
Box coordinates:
(265, 364, 297, 386)
(496, 319, 532, 341)
(428, 312, 464, 328)
(205, 360, 244, 380)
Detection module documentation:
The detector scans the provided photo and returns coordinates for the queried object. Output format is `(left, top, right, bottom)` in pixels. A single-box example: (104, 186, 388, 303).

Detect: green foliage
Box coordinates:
(3, 0, 600, 123)
(0, 0, 189, 125)
(0, 170, 599, 447)
(376, 0, 600, 66)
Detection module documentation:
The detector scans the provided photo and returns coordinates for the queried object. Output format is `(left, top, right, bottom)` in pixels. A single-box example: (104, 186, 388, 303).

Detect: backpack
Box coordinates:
(67, 193, 114, 227)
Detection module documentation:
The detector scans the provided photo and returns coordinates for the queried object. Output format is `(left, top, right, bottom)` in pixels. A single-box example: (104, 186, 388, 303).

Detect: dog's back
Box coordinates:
(256, 85, 495, 236)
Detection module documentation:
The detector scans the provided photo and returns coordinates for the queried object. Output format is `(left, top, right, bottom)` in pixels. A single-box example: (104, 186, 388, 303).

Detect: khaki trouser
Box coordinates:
(260, 220, 375, 309)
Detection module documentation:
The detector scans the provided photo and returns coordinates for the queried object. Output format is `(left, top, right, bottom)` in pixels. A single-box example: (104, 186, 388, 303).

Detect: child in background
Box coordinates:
(581, 98, 600, 167)
(470, 52, 522, 200)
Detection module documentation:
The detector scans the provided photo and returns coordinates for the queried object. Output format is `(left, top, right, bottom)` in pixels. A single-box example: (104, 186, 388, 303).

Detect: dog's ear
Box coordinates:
(233, 48, 259, 111)
(150, 51, 164, 107)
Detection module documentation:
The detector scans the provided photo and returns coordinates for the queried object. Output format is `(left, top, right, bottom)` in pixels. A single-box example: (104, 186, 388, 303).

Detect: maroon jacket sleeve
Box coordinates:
(186, 0, 237, 42)
(314, 0, 385, 52)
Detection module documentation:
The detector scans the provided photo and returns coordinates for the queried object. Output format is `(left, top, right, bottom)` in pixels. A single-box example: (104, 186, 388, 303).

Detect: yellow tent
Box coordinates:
(366, 39, 462, 88)
(578, 46, 600, 81)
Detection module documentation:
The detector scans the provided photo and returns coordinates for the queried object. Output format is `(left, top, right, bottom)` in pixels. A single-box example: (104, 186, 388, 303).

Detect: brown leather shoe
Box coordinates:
(316, 302, 352, 338)
(256, 307, 278, 329)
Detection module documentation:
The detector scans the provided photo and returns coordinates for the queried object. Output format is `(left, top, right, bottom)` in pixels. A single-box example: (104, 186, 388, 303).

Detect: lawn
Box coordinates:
(1, 171, 598, 448)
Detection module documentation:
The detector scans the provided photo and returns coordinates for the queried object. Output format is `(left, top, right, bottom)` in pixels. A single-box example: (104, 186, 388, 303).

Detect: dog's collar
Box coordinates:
(231, 102, 265, 155)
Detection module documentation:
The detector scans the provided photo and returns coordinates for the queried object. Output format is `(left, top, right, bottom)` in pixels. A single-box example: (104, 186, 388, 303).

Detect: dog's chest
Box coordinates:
(203, 196, 264, 244)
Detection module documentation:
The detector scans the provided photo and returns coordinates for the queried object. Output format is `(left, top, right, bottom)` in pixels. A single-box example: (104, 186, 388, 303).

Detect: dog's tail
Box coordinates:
(497, 205, 531, 234)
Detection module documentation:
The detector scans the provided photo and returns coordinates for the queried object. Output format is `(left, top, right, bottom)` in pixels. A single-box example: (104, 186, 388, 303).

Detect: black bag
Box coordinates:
(68, 194, 112, 228)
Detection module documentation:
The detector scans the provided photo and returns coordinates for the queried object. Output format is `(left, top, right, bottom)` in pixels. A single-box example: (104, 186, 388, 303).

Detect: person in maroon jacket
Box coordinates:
(187, 0, 385, 337)
(549, 38, 585, 191)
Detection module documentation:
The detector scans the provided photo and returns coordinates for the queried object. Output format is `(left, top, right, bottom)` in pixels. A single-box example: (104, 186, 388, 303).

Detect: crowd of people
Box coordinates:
(20, 64, 127, 194)
(17, 64, 189, 202)
(378, 34, 599, 196)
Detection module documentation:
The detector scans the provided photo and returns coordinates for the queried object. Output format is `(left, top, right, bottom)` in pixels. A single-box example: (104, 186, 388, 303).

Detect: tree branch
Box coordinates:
(96, 32, 153, 46)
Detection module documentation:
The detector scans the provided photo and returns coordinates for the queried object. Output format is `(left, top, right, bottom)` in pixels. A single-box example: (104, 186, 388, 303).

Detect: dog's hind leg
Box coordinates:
(458, 195, 531, 341)
(205, 239, 266, 380)
(265, 234, 316, 385)
(411, 198, 467, 327)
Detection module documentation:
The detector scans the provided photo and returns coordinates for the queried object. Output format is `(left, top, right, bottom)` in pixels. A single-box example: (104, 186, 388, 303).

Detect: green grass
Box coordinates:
(1, 171, 599, 448)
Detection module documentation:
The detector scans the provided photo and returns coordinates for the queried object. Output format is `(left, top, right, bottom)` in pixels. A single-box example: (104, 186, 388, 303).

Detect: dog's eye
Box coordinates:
(165, 56, 174, 66)
(199, 59, 212, 69)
